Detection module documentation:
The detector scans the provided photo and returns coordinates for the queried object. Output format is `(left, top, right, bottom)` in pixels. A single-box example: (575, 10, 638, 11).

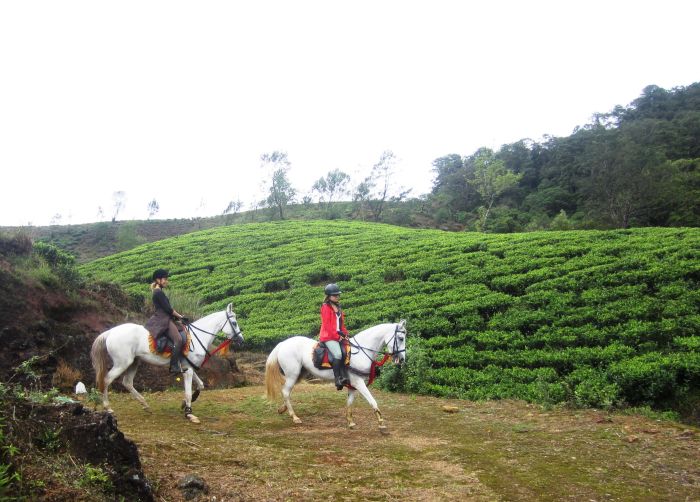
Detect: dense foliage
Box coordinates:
(428, 83, 700, 230)
(80, 221, 700, 414)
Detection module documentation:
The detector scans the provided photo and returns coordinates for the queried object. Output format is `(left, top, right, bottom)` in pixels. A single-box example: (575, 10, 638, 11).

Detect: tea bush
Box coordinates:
(80, 221, 700, 412)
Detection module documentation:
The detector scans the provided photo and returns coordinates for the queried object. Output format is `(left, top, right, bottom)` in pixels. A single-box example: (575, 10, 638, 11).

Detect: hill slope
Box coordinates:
(79, 221, 700, 416)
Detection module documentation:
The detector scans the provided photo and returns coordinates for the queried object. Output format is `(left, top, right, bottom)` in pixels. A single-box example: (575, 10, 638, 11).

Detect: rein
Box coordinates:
(183, 312, 241, 369)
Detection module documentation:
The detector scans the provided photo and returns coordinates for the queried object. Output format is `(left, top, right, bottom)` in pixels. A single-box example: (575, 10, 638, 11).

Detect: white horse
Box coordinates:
(265, 320, 406, 432)
(91, 303, 243, 423)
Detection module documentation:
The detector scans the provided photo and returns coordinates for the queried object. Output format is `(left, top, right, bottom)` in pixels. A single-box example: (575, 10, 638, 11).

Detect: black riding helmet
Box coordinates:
(324, 283, 341, 296)
(152, 269, 169, 281)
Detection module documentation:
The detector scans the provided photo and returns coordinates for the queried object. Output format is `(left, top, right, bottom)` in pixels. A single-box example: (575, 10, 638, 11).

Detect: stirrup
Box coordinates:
(169, 363, 185, 374)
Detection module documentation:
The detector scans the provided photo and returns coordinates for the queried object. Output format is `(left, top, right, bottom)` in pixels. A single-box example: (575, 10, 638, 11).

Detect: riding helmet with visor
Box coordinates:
(324, 283, 341, 296)
(152, 269, 169, 281)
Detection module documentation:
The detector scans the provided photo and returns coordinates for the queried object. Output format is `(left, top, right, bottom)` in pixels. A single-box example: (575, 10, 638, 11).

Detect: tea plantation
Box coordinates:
(80, 221, 700, 412)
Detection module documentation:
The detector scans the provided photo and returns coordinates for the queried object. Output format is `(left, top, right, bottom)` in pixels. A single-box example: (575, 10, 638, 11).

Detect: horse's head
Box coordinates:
(386, 319, 407, 365)
(223, 303, 244, 347)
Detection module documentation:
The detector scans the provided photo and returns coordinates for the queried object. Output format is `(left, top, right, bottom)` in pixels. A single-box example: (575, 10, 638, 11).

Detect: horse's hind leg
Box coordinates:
(281, 375, 302, 424)
(121, 362, 150, 412)
(102, 365, 129, 413)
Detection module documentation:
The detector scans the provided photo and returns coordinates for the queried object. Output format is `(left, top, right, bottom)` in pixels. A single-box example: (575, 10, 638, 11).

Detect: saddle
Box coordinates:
(149, 329, 191, 357)
(312, 339, 351, 370)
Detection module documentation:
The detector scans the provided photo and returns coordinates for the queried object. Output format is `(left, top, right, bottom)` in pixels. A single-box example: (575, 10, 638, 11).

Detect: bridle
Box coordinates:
(184, 310, 243, 368)
(345, 323, 406, 386)
(349, 323, 407, 364)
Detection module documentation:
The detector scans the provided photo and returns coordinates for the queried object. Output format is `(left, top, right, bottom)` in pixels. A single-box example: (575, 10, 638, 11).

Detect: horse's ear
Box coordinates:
(399, 319, 406, 329)
(227, 303, 233, 313)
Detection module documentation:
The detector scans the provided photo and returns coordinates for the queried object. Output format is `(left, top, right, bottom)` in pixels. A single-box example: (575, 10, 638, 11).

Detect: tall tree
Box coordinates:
(468, 148, 522, 231)
(312, 169, 351, 208)
(260, 151, 295, 220)
(364, 150, 406, 221)
(111, 191, 126, 222)
(147, 199, 159, 219)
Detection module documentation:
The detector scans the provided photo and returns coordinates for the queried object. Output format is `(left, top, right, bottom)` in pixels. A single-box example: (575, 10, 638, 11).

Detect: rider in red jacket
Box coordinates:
(319, 283, 350, 389)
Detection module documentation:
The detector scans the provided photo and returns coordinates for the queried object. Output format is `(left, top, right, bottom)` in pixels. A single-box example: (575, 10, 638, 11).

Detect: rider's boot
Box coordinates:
(169, 353, 184, 374)
(331, 359, 345, 390)
(339, 362, 351, 387)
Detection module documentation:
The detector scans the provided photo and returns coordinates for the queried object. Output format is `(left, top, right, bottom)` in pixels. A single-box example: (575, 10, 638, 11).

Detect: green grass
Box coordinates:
(79, 221, 700, 413)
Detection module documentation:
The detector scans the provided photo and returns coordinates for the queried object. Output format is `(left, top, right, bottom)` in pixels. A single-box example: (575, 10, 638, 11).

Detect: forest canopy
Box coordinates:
(427, 83, 700, 231)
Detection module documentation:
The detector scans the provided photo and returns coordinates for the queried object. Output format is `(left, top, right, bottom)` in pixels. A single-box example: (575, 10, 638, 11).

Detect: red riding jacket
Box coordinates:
(319, 302, 348, 342)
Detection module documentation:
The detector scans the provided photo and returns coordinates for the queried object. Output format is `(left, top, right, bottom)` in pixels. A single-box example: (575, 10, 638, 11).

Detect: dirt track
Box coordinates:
(108, 383, 700, 501)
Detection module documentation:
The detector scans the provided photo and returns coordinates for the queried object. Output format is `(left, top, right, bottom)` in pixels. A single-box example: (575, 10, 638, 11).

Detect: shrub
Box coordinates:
(33, 241, 75, 267)
(567, 367, 620, 408)
(608, 354, 677, 405)
(51, 360, 82, 393)
(0, 233, 32, 257)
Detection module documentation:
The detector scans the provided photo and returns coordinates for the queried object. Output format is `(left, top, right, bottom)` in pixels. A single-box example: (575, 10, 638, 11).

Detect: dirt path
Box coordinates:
(107, 382, 700, 501)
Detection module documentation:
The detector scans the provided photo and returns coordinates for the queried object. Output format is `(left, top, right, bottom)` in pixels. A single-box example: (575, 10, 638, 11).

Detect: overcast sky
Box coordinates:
(1, 1, 698, 226)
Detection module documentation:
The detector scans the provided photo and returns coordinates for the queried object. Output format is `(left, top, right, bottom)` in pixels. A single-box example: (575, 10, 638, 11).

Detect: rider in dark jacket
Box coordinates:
(144, 269, 187, 373)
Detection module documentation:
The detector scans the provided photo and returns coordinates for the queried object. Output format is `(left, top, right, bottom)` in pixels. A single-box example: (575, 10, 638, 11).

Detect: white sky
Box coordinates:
(1, 1, 698, 226)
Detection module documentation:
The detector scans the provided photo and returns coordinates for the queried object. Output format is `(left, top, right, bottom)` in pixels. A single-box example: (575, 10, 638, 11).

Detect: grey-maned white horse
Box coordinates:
(265, 320, 406, 432)
(91, 303, 243, 423)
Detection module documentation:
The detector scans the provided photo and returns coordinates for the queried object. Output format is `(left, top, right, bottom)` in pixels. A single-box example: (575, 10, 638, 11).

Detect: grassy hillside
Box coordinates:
(79, 221, 700, 416)
(2, 200, 427, 263)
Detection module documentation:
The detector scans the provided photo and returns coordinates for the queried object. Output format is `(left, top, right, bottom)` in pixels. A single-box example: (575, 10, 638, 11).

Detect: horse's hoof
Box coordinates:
(186, 414, 201, 424)
(379, 425, 389, 435)
(142, 406, 152, 413)
(348, 422, 356, 429)
(106, 408, 114, 414)
(277, 405, 288, 414)
(292, 417, 302, 424)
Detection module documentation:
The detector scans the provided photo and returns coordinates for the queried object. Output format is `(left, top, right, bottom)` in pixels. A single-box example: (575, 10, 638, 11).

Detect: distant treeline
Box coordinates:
(425, 83, 700, 231)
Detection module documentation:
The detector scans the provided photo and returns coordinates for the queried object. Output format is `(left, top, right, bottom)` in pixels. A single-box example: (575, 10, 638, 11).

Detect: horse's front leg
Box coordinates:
(351, 378, 388, 434)
(191, 371, 205, 403)
(346, 389, 357, 429)
(182, 369, 200, 424)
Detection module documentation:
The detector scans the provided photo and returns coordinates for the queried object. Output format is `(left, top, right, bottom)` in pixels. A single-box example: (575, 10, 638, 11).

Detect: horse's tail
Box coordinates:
(90, 332, 111, 393)
(264, 344, 285, 401)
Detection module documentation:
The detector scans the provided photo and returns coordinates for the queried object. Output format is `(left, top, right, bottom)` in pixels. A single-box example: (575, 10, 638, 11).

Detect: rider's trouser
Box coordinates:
(325, 340, 349, 388)
(166, 320, 183, 372)
(325, 340, 342, 362)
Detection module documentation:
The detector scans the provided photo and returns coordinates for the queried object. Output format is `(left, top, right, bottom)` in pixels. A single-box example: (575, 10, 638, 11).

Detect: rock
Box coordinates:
(442, 405, 460, 413)
(179, 474, 209, 500)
